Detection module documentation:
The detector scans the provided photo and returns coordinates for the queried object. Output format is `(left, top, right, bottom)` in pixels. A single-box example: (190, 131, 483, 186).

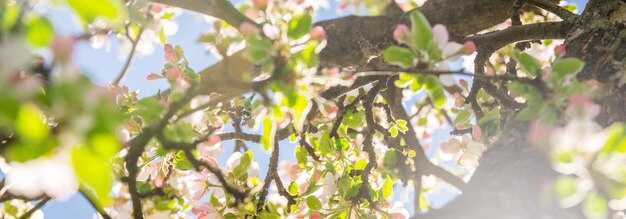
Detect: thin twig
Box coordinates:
(80, 188, 111, 219)
(526, 0, 577, 20)
(18, 196, 52, 219)
(113, 27, 145, 86)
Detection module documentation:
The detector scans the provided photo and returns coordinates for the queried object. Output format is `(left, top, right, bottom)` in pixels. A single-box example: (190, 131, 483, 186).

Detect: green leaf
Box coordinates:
(295, 146, 308, 166)
(601, 124, 626, 153)
(552, 58, 585, 80)
(133, 97, 165, 125)
(261, 117, 275, 151)
(291, 91, 309, 131)
(383, 46, 415, 69)
(396, 119, 409, 132)
(287, 13, 312, 39)
(72, 146, 114, 206)
(512, 51, 542, 77)
(389, 126, 399, 137)
(26, 16, 54, 47)
(334, 137, 350, 151)
(15, 104, 48, 142)
(409, 11, 433, 50)
(306, 196, 322, 210)
(233, 150, 253, 179)
(163, 122, 196, 143)
(425, 76, 445, 108)
(353, 159, 367, 170)
(288, 181, 299, 195)
(382, 176, 393, 199)
(1, 3, 20, 32)
(68, 0, 123, 23)
(246, 37, 273, 64)
(453, 110, 472, 125)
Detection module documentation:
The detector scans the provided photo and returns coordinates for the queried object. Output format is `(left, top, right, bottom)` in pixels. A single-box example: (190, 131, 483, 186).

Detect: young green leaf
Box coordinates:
(382, 176, 393, 199)
(26, 17, 54, 47)
(288, 13, 313, 39)
(552, 58, 584, 80)
(409, 11, 434, 50)
(306, 196, 323, 210)
(512, 51, 542, 77)
(261, 117, 275, 151)
(383, 46, 415, 69)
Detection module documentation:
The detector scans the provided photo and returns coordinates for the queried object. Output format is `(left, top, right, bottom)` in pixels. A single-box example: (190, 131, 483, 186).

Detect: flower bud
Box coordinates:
(393, 24, 410, 44)
(310, 26, 327, 41)
(239, 22, 260, 36)
(463, 41, 476, 55)
(164, 44, 178, 63)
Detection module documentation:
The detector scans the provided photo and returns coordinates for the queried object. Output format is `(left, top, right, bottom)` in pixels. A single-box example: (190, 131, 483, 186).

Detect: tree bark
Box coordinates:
(420, 1, 626, 218)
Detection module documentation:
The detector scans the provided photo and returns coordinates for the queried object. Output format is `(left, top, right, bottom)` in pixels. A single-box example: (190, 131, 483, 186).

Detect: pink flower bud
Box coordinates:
(239, 22, 260, 36)
(252, 0, 269, 10)
(309, 212, 322, 219)
(206, 134, 221, 146)
(164, 67, 181, 82)
(459, 79, 468, 88)
(146, 73, 161, 80)
(51, 35, 77, 61)
(555, 44, 566, 57)
(310, 26, 327, 41)
(393, 24, 411, 44)
(164, 44, 178, 63)
(463, 41, 476, 55)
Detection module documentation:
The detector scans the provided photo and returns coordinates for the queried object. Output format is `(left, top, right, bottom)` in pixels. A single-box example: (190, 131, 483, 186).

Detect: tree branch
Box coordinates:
(467, 21, 573, 51)
(526, 0, 577, 20)
(147, 0, 254, 28)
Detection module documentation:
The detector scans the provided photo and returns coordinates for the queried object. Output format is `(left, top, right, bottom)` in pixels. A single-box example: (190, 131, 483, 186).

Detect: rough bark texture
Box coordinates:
(420, 1, 626, 218)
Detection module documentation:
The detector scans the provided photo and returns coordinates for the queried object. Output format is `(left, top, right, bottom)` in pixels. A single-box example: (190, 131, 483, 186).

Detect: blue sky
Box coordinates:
(33, 0, 589, 218)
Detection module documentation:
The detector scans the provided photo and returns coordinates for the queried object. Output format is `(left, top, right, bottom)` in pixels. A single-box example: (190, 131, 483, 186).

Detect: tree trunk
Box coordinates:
(422, 1, 626, 218)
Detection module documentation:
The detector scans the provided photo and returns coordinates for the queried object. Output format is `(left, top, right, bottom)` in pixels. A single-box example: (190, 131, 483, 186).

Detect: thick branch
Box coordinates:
(467, 21, 573, 51)
(148, 0, 254, 28)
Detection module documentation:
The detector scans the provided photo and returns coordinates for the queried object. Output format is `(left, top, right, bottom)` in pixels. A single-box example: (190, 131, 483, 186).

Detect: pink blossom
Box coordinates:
(137, 161, 161, 182)
(187, 172, 210, 201)
(310, 26, 327, 41)
(567, 95, 601, 119)
(164, 44, 178, 63)
(279, 161, 300, 181)
(393, 24, 411, 45)
(191, 202, 218, 219)
(440, 138, 461, 154)
(239, 22, 260, 36)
